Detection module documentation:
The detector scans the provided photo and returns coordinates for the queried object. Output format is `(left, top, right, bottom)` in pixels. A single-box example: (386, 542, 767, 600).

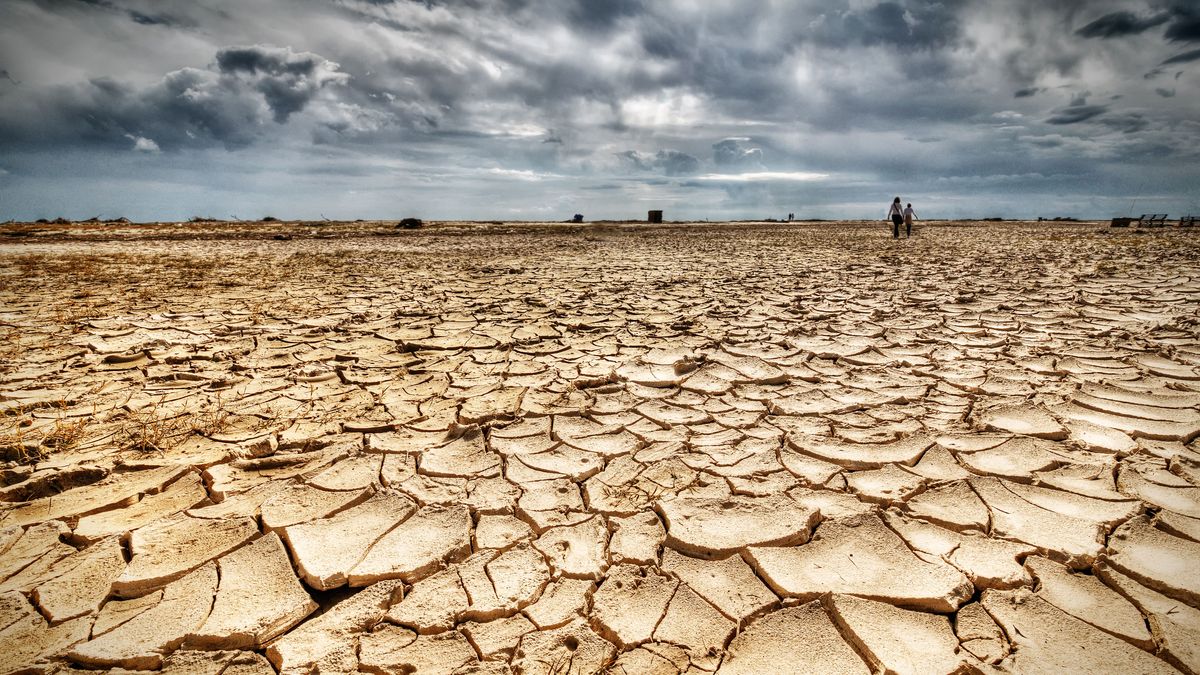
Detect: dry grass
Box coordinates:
(40, 417, 89, 450)
(0, 405, 88, 463)
(115, 395, 238, 453)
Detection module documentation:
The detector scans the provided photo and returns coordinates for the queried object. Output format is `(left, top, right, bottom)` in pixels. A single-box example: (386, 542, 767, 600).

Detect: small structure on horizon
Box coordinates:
(648, 210, 663, 223)
(571, 214, 584, 223)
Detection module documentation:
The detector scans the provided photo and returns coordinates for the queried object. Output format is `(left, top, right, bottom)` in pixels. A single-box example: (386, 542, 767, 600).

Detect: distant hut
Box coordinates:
(648, 210, 663, 223)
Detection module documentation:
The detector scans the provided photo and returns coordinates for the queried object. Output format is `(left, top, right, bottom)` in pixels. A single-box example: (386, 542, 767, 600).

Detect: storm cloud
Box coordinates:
(1162, 47, 1200, 64)
(0, 0, 1197, 220)
(1045, 103, 1110, 125)
(1075, 11, 1169, 39)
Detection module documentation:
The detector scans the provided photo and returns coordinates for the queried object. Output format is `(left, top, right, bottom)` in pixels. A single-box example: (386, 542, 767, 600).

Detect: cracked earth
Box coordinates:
(1, 219, 1200, 674)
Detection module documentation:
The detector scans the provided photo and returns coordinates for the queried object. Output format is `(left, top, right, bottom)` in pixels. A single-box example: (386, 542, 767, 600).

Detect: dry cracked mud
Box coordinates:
(1, 218, 1200, 674)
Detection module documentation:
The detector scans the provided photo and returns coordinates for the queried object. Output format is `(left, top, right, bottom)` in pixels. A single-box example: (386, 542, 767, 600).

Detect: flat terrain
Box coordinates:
(2, 220, 1200, 674)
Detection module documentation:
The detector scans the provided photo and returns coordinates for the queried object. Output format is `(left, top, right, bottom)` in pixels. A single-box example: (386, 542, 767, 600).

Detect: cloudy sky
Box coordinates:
(1, 0, 1198, 221)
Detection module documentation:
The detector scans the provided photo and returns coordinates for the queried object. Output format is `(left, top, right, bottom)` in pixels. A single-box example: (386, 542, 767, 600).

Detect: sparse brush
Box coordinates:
(545, 653, 573, 675)
(189, 396, 232, 436)
(40, 417, 88, 451)
(0, 413, 45, 464)
(117, 400, 189, 453)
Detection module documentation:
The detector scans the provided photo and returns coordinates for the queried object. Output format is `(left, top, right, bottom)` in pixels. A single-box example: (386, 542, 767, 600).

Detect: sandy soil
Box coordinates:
(1, 220, 1199, 674)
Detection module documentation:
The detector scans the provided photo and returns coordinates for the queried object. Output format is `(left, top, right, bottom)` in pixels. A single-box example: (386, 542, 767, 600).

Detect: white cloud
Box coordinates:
(125, 134, 160, 153)
(485, 168, 558, 181)
(695, 171, 829, 182)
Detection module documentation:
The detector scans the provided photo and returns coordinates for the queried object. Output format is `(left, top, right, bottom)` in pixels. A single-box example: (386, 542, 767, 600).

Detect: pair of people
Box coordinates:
(886, 197, 917, 238)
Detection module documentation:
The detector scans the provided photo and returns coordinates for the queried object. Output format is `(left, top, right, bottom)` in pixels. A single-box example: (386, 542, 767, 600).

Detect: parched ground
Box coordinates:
(1, 220, 1200, 675)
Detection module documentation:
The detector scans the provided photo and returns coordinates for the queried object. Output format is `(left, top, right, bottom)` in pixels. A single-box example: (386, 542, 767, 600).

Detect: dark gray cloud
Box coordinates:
(808, 1, 965, 50)
(0, 43, 348, 150)
(1161, 47, 1200, 64)
(215, 45, 347, 122)
(654, 150, 700, 176)
(1162, 3, 1200, 42)
(1097, 112, 1148, 133)
(567, 0, 643, 32)
(1014, 87, 1043, 98)
(712, 139, 763, 169)
(38, 0, 189, 28)
(1076, 2, 1200, 43)
(1075, 11, 1169, 38)
(617, 149, 701, 176)
(1045, 103, 1109, 125)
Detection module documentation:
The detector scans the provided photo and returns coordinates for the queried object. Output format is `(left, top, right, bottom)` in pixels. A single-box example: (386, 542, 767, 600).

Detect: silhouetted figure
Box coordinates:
(887, 197, 903, 239)
(903, 203, 917, 238)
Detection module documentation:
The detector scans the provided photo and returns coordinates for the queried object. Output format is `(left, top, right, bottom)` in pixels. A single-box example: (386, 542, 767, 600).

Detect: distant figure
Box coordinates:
(886, 197, 903, 239)
(903, 203, 917, 238)
(788, 213, 794, 222)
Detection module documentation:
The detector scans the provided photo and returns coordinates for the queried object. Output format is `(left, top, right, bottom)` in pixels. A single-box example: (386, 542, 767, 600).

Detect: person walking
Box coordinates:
(886, 197, 903, 239)
(903, 202, 917, 238)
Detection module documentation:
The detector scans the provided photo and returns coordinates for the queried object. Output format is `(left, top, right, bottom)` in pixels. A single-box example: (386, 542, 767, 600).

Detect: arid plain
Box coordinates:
(1, 219, 1200, 674)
